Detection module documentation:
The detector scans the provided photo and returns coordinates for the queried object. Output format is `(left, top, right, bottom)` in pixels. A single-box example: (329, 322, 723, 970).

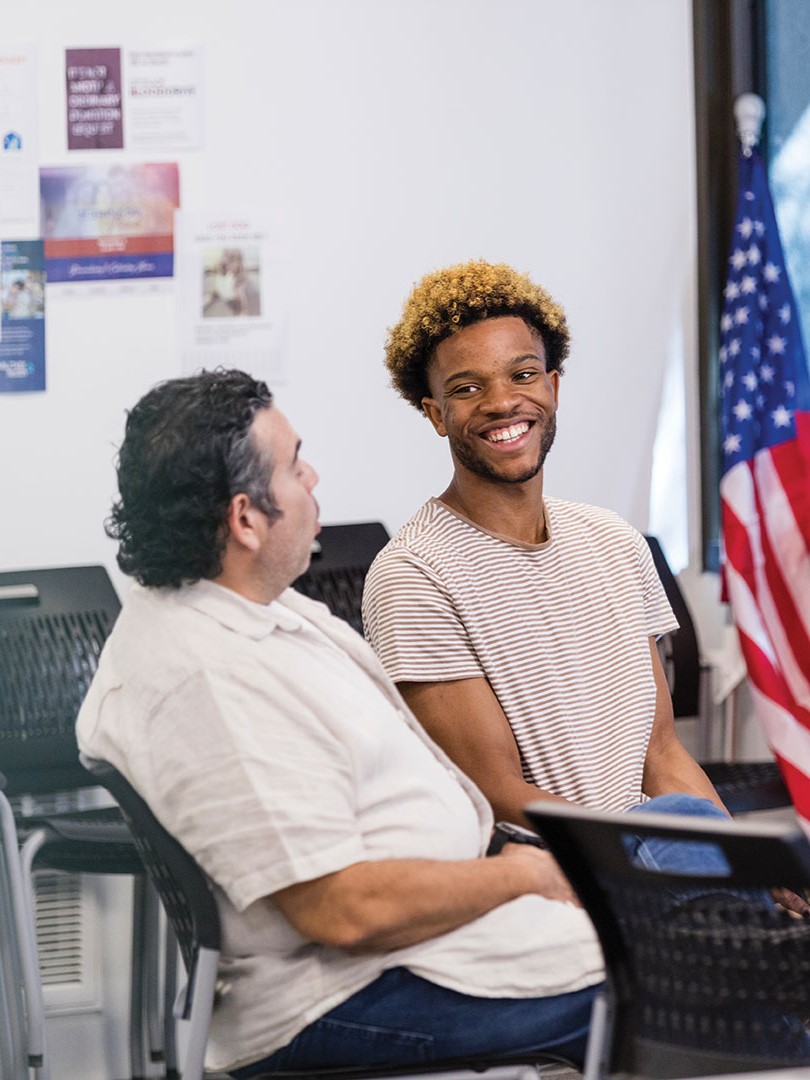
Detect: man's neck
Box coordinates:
(438, 471, 548, 545)
(212, 557, 287, 606)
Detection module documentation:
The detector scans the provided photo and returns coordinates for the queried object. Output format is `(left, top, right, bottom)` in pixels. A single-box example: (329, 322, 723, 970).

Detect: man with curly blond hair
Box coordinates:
(363, 259, 726, 827)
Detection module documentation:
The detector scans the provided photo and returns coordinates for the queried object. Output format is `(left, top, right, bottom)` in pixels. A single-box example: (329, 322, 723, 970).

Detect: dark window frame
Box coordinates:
(693, 0, 766, 570)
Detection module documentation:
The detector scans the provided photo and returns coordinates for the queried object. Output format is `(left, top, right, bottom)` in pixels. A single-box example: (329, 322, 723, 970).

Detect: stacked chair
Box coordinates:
(0, 565, 168, 1078)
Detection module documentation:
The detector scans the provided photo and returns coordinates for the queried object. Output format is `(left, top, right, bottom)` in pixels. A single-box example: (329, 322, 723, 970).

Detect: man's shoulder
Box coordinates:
(373, 499, 464, 566)
(93, 580, 280, 690)
(547, 497, 642, 546)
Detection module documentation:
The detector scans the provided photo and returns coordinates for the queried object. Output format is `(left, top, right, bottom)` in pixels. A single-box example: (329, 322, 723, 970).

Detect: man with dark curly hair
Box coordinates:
(363, 260, 727, 827)
(77, 369, 606, 1075)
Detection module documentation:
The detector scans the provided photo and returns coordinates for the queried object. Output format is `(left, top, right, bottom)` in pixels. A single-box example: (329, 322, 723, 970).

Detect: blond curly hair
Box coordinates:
(385, 259, 569, 411)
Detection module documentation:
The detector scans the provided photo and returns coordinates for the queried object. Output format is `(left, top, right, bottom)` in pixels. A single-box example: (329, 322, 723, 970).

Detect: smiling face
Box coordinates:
(421, 316, 560, 487)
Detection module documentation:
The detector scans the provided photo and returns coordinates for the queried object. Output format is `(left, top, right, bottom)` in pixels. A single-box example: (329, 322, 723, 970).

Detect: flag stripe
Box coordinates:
(736, 628, 810, 729)
(773, 751, 810, 829)
(720, 531, 777, 666)
(749, 684, 810, 791)
(751, 455, 810, 699)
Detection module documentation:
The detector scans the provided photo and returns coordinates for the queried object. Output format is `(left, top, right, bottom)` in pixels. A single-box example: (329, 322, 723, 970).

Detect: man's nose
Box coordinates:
(304, 461, 319, 490)
(480, 379, 521, 413)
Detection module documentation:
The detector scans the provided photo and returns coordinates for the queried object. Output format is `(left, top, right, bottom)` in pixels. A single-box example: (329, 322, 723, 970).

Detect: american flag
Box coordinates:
(719, 147, 810, 836)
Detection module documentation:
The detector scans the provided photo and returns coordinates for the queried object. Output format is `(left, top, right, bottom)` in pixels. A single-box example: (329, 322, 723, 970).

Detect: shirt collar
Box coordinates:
(149, 579, 304, 640)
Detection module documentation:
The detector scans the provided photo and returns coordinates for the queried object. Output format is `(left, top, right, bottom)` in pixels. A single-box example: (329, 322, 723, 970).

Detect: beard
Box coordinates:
(448, 413, 557, 484)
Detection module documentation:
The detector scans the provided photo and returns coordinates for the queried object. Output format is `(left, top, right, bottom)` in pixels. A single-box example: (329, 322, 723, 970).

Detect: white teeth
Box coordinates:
(486, 422, 529, 443)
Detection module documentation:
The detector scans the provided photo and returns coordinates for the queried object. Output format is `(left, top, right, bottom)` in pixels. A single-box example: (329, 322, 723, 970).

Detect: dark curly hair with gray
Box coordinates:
(385, 260, 570, 411)
(106, 369, 279, 588)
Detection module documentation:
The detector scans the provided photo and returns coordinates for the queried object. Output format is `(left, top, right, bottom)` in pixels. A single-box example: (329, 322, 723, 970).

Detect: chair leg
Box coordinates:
(180, 947, 219, 1080)
(0, 799, 31, 1079)
(18, 827, 51, 1078)
(582, 988, 610, 1080)
(130, 876, 148, 1080)
(143, 880, 165, 1066)
(163, 922, 179, 1079)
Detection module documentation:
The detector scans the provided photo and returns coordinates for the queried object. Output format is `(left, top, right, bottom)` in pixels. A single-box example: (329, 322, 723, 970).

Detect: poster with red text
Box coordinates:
(40, 161, 179, 282)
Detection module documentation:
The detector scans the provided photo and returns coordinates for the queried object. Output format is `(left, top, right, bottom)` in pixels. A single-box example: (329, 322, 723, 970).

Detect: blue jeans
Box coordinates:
(232, 794, 731, 1077)
(231, 968, 598, 1075)
(626, 792, 732, 877)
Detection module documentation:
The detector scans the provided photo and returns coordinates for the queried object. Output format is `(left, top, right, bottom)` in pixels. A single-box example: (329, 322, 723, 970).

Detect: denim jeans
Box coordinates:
(625, 792, 732, 876)
(231, 968, 598, 1076)
(232, 793, 731, 1077)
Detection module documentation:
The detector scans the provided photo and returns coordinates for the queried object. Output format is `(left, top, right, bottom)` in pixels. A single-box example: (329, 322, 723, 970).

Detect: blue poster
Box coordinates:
(0, 240, 46, 393)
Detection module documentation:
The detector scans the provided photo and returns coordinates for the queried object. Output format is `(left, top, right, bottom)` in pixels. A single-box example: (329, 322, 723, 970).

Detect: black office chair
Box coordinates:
(0, 565, 165, 1077)
(292, 522, 390, 635)
(643, 536, 790, 814)
(84, 755, 579, 1080)
(526, 800, 810, 1079)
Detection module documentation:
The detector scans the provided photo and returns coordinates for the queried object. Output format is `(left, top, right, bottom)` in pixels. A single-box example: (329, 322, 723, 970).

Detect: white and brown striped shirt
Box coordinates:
(362, 497, 677, 812)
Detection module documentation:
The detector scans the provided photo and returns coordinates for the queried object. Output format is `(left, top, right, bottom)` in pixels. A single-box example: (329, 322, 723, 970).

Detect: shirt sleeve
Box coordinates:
(362, 545, 485, 684)
(141, 665, 367, 912)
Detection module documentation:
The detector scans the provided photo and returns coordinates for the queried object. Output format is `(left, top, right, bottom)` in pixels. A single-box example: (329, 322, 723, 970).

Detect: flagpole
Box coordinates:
(733, 93, 765, 156)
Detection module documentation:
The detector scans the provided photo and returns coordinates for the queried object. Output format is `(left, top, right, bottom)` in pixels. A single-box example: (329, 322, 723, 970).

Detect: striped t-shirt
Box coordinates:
(362, 497, 677, 812)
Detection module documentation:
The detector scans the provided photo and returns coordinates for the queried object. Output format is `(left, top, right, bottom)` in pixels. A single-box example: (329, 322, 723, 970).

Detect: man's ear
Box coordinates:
(421, 396, 447, 437)
(549, 369, 561, 409)
(225, 492, 263, 552)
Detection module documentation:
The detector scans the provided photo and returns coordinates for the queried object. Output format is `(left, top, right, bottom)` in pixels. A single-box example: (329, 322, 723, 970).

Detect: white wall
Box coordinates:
(1, 0, 699, 599)
(1, 2, 703, 1077)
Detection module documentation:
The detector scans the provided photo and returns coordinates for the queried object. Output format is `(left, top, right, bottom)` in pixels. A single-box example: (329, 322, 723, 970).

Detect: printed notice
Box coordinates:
(175, 210, 288, 382)
(0, 240, 46, 393)
(125, 43, 203, 150)
(0, 45, 39, 234)
(65, 47, 123, 150)
(40, 162, 179, 283)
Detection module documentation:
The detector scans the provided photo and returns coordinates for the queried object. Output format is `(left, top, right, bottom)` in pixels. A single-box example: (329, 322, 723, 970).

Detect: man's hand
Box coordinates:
(772, 886, 810, 919)
(499, 843, 581, 907)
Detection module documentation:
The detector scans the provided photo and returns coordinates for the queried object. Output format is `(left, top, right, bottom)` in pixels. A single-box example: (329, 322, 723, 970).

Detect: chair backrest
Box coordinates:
(0, 566, 121, 795)
(292, 522, 390, 635)
(80, 755, 221, 1018)
(526, 801, 810, 1079)
(643, 536, 701, 720)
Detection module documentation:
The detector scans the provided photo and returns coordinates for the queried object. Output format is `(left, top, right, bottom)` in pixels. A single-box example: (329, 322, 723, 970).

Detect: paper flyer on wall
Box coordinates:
(0, 45, 40, 235)
(0, 240, 46, 393)
(175, 211, 288, 383)
(40, 162, 180, 283)
(125, 43, 204, 150)
(65, 47, 124, 150)
(64, 43, 203, 152)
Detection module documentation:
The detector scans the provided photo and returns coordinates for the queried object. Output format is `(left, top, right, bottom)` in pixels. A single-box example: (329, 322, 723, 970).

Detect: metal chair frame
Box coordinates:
(0, 778, 41, 1078)
(0, 565, 167, 1078)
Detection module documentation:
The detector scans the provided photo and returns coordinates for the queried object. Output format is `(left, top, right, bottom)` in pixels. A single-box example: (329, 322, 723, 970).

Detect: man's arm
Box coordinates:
(270, 843, 577, 953)
(397, 678, 567, 828)
(642, 637, 727, 812)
